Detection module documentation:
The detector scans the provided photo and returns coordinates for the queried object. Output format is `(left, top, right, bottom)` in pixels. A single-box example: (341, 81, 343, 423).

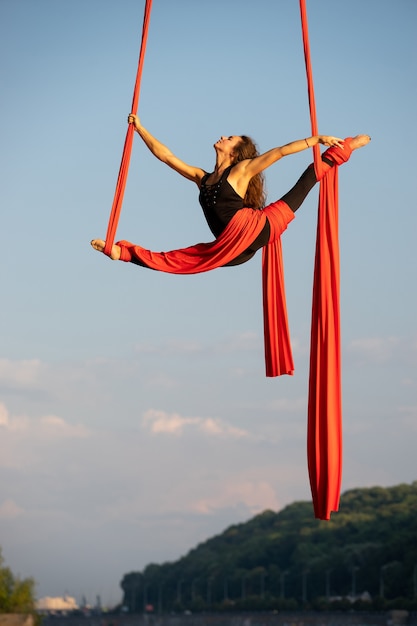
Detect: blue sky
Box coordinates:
(1, 0, 416, 608)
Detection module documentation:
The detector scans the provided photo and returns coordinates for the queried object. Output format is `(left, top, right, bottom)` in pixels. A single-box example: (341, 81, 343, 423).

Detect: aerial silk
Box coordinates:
(299, 0, 343, 520)
(103, 0, 153, 256)
(102, 0, 346, 520)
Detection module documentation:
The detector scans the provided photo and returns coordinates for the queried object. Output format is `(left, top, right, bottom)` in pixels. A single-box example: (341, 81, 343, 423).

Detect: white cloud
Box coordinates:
(0, 407, 89, 440)
(0, 402, 9, 425)
(214, 331, 260, 353)
(142, 409, 195, 434)
(0, 402, 91, 470)
(191, 479, 280, 516)
(0, 358, 43, 387)
(38, 415, 90, 439)
(347, 336, 401, 363)
(142, 409, 250, 439)
(0, 404, 29, 433)
(289, 337, 309, 357)
(134, 332, 261, 358)
(135, 339, 203, 355)
(267, 396, 307, 412)
(0, 499, 24, 519)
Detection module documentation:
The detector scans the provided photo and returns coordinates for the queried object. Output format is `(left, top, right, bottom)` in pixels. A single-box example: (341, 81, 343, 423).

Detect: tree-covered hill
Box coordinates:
(121, 482, 417, 613)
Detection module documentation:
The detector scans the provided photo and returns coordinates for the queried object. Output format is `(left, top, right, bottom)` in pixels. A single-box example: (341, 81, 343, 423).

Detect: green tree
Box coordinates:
(0, 549, 36, 614)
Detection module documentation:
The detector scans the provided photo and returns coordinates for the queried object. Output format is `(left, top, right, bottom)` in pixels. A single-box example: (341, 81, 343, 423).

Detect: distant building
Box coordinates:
(36, 596, 78, 613)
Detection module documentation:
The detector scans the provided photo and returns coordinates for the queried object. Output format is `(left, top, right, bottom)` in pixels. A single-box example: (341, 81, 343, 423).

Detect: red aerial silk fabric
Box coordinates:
(103, 0, 350, 520)
(307, 143, 351, 520)
(103, 0, 153, 256)
(300, 0, 346, 519)
(262, 228, 295, 378)
(308, 166, 343, 520)
(117, 201, 296, 377)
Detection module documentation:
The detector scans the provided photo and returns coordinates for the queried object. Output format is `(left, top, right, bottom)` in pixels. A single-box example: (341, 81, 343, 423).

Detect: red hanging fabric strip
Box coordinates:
(299, 0, 323, 179)
(307, 164, 342, 520)
(299, 0, 343, 520)
(103, 0, 153, 256)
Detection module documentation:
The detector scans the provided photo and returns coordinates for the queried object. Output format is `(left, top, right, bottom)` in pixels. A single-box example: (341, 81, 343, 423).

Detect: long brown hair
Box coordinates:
(232, 135, 266, 209)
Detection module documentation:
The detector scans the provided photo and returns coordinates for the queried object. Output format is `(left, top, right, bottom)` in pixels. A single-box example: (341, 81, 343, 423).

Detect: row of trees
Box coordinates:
(120, 482, 417, 613)
(121, 560, 416, 613)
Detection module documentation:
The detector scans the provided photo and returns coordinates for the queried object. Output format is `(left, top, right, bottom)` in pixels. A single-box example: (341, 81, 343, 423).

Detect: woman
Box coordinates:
(91, 115, 370, 265)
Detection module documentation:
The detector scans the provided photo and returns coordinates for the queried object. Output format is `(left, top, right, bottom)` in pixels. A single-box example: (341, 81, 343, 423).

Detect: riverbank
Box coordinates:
(39, 610, 417, 626)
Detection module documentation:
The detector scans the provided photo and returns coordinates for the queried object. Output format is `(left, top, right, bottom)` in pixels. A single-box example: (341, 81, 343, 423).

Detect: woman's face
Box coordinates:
(214, 135, 242, 157)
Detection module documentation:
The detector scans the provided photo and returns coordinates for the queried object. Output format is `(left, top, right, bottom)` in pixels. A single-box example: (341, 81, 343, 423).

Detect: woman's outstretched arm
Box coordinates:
(241, 135, 344, 180)
(128, 114, 205, 185)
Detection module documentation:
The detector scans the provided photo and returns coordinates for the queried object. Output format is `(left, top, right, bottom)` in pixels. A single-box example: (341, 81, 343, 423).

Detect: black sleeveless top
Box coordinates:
(199, 165, 270, 266)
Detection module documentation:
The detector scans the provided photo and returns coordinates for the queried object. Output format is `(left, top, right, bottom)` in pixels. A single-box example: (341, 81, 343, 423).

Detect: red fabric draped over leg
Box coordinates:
(117, 208, 268, 271)
(117, 202, 296, 376)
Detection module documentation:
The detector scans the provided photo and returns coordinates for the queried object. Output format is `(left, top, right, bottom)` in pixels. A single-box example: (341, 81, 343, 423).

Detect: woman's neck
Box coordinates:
(213, 155, 234, 177)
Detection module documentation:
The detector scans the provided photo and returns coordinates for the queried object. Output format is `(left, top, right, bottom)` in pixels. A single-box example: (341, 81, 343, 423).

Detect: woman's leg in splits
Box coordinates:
(91, 135, 370, 259)
(281, 134, 370, 213)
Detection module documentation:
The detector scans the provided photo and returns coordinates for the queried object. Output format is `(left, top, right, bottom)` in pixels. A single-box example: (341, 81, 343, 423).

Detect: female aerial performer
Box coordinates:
(91, 114, 370, 266)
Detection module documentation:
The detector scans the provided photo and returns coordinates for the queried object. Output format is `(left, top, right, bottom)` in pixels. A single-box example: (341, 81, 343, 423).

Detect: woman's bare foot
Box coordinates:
(90, 239, 121, 261)
(348, 134, 371, 150)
